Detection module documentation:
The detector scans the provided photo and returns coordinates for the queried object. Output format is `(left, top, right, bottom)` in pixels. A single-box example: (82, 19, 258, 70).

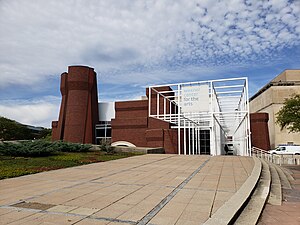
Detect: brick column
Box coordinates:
(250, 113, 270, 150)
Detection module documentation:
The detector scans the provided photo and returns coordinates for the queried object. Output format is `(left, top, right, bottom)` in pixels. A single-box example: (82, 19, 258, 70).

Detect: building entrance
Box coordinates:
(200, 130, 210, 155)
(148, 77, 251, 156)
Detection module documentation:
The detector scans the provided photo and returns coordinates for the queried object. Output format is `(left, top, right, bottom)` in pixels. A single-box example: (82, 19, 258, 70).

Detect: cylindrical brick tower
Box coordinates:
(52, 66, 99, 144)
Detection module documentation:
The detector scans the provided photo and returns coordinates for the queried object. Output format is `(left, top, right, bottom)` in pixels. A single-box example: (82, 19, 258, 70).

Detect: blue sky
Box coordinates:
(0, 0, 299, 127)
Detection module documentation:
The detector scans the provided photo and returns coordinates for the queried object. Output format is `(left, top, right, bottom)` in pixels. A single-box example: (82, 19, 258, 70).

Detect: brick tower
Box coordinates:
(52, 66, 99, 144)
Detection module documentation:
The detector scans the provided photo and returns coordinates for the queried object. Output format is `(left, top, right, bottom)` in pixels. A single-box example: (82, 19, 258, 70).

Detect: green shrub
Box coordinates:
(0, 140, 92, 157)
(0, 141, 54, 157)
(51, 141, 91, 152)
(100, 141, 116, 154)
(100, 143, 115, 154)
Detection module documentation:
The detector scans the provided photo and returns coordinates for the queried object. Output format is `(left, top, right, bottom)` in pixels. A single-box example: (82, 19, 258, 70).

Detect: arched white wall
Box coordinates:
(111, 141, 136, 147)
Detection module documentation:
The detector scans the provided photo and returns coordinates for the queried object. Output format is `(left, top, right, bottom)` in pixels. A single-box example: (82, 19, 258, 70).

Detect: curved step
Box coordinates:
(204, 157, 261, 225)
(234, 159, 271, 225)
(273, 164, 292, 189)
(281, 167, 295, 181)
(281, 166, 293, 174)
(267, 162, 282, 205)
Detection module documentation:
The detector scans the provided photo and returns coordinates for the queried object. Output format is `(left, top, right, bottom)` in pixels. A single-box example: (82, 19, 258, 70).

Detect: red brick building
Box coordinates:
(111, 87, 181, 154)
(52, 66, 181, 153)
(52, 65, 270, 154)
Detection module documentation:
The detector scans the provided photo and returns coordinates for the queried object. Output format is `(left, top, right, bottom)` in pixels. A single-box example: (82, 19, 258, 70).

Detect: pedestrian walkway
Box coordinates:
(0, 154, 254, 225)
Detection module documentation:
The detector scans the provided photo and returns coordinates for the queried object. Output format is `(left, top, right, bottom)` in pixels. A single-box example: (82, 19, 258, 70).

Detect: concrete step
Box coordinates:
(281, 166, 293, 174)
(267, 161, 282, 205)
(204, 157, 261, 225)
(206, 157, 293, 225)
(233, 159, 271, 225)
(273, 163, 292, 189)
(281, 167, 295, 181)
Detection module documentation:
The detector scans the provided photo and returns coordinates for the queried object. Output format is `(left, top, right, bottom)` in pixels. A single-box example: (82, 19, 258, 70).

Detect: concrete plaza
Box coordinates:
(0, 154, 254, 225)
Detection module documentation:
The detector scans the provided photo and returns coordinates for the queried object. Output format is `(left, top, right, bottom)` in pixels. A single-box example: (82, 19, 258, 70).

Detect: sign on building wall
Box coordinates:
(181, 85, 209, 113)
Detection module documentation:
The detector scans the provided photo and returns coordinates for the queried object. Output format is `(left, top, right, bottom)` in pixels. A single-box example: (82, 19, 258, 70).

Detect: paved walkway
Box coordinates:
(258, 165, 300, 225)
(0, 154, 254, 225)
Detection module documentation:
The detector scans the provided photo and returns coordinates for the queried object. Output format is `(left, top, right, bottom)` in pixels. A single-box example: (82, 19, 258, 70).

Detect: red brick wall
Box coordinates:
(112, 87, 179, 153)
(163, 129, 179, 154)
(51, 121, 59, 141)
(146, 87, 175, 115)
(146, 129, 164, 148)
(148, 117, 170, 129)
(115, 100, 148, 118)
(250, 113, 271, 150)
(111, 100, 148, 147)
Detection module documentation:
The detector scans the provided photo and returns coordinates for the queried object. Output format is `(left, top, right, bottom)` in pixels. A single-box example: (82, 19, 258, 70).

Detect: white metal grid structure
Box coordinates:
(148, 77, 251, 156)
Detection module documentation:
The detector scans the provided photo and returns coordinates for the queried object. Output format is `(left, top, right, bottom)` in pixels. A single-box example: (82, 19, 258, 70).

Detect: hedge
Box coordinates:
(0, 140, 91, 157)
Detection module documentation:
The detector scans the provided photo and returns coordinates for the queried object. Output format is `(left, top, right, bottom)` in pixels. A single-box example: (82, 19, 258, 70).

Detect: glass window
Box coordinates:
(96, 128, 105, 137)
(200, 130, 210, 155)
(95, 123, 112, 143)
(106, 128, 111, 137)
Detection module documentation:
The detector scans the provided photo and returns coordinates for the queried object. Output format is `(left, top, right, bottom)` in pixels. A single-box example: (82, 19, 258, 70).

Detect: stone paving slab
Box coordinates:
(0, 154, 254, 225)
(47, 205, 78, 213)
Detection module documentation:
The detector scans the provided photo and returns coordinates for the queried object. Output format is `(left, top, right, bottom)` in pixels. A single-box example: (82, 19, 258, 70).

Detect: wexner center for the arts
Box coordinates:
(51, 66, 300, 156)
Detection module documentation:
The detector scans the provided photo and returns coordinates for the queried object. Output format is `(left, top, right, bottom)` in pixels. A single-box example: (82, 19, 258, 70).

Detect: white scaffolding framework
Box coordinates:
(148, 77, 251, 156)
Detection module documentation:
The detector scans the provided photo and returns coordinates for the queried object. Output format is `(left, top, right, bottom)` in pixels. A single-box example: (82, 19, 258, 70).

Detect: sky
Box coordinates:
(0, 0, 299, 128)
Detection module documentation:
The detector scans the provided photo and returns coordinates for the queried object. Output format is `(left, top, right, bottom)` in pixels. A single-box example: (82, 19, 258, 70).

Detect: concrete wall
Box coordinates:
(271, 70, 300, 82)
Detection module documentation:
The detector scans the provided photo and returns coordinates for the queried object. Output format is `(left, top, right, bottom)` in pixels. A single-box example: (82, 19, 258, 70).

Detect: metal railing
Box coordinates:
(252, 146, 300, 165)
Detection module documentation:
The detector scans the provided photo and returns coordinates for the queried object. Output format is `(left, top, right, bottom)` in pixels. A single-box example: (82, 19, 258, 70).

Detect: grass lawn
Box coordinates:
(0, 151, 142, 180)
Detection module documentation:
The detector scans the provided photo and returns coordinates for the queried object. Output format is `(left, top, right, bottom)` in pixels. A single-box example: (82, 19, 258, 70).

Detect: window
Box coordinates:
(200, 130, 210, 155)
(95, 122, 112, 144)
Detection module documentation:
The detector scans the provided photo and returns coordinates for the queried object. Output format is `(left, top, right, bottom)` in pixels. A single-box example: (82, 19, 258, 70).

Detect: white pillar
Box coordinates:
(178, 84, 181, 155)
(184, 119, 186, 155)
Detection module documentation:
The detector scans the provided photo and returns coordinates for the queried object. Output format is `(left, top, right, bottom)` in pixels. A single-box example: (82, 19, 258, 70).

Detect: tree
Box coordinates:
(37, 128, 52, 140)
(0, 116, 34, 140)
(276, 94, 300, 133)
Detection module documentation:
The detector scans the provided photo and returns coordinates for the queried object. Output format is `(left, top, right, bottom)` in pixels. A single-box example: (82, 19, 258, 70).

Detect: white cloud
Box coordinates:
(0, 97, 60, 127)
(0, 0, 299, 127)
(0, 0, 299, 88)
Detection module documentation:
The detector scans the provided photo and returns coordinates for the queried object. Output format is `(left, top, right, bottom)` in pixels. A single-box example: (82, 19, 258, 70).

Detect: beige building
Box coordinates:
(250, 70, 300, 149)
